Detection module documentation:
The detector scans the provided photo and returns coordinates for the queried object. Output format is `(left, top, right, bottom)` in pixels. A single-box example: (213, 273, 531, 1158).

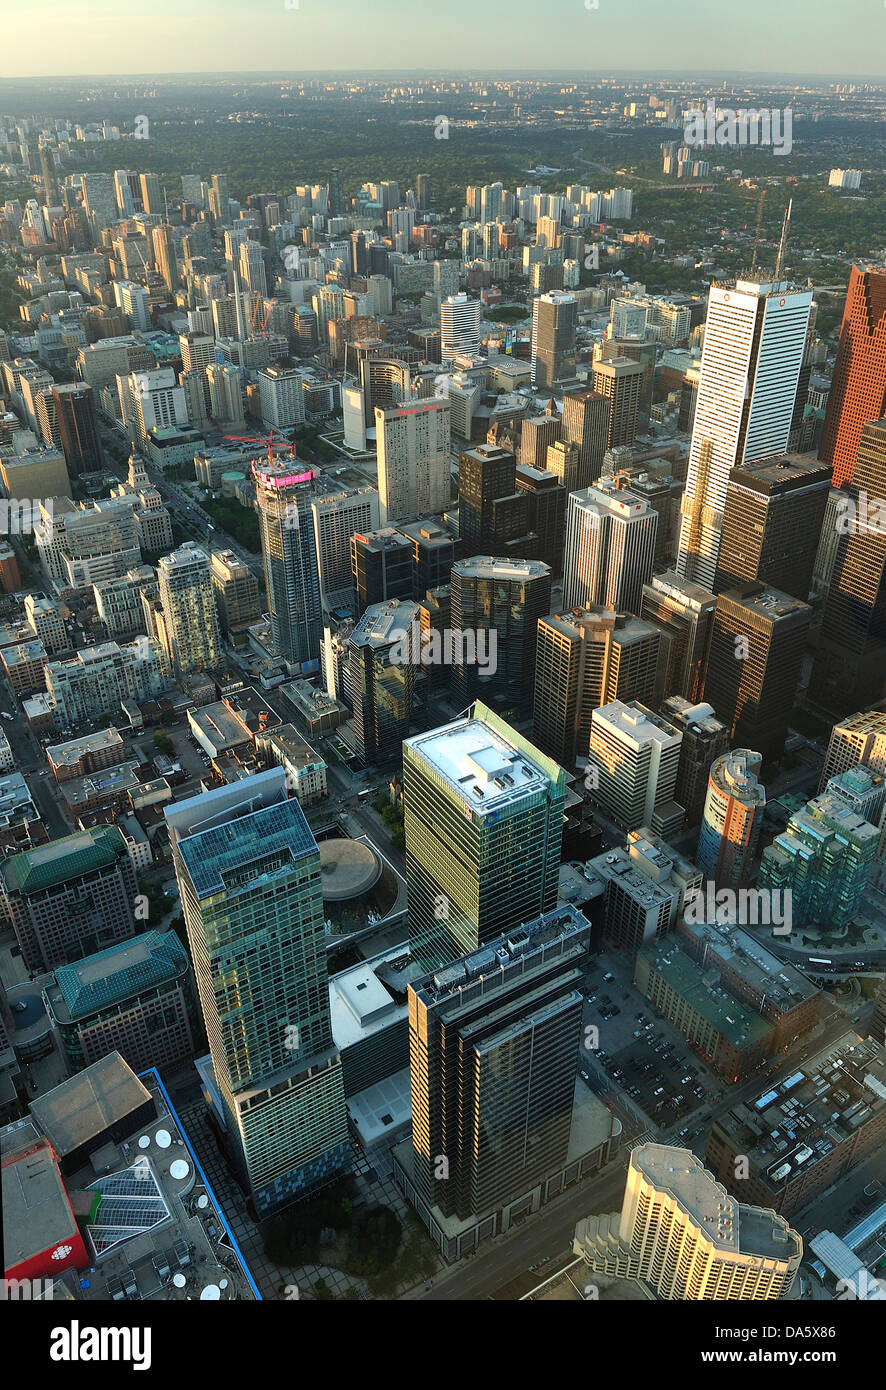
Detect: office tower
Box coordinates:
(374, 398, 451, 525)
(458, 443, 535, 557)
(166, 770, 350, 1215)
(640, 571, 717, 705)
(825, 765, 886, 824)
(589, 830, 701, 955)
(404, 704, 566, 969)
(574, 1144, 801, 1301)
(404, 906, 591, 1232)
(533, 609, 661, 769)
(311, 487, 380, 596)
(561, 389, 612, 488)
(661, 697, 731, 827)
(821, 710, 886, 787)
(0, 826, 139, 974)
(676, 276, 813, 589)
(205, 361, 245, 428)
(81, 172, 118, 236)
(519, 410, 561, 470)
(239, 237, 268, 299)
(440, 292, 481, 362)
(809, 418, 886, 716)
(351, 527, 413, 613)
(695, 750, 766, 888)
(348, 598, 420, 766)
(714, 453, 831, 597)
(257, 364, 306, 430)
(703, 584, 811, 765)
(208, 173, 229, 221)
(114, 279, 152, 331)
(151, 222, 179, 292)
(514, 464, 567, 574)
(563, 478, 658, 615)
(43, 929, 195, 1077)
(544, 439, 581, 491)
(51, 382, 103, 477)
(530, 290, 577, 388)
(210, 548, 261, 640)
(759, 793, 878, 930)
(40, 146, 60, 205)
(328, 167, 344, 217)
(254, 460, 322, 668)
(156, 542, 221, 675)
(138, 172, 162, 215)
(819, 266, 886, 487)
(415, 173, 431, 210)
(450, 557, 551, 716)
(591, 357, 644, 449)
(587, 700, 683, 835)
(396, 518, 460, 598)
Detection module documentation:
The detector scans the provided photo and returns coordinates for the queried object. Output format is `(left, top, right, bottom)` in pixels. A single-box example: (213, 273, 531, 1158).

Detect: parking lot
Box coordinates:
(576, 955, 725, 1144)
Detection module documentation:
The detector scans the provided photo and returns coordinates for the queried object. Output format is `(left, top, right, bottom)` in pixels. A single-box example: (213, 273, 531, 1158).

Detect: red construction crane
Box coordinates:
(224, 429, 297, 469)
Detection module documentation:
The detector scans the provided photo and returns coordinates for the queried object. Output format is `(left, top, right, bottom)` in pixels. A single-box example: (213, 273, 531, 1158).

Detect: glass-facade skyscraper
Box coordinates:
(166, 769, 350, 1216)
(254, 460, 322, 670)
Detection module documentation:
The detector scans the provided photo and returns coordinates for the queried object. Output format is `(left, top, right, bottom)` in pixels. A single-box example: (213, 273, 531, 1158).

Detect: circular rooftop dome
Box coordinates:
(318, 838, 382, 901)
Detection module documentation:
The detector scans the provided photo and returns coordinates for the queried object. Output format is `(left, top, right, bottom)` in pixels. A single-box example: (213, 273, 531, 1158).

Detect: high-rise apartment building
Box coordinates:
(818, 265, 886, 488)
(450, 557, 551, 716)
(311, 487, 380, 597)
(714, 453, 831, 598)
(563, 478, 658, 615)
(574, 1144, 801, 1300)
(587, 700, 683, 835)
(166, 770, 350, 1216)
(156, 542, 221, 675)
(210, 548, 261, 639)
(591, 357, 644, 450)
(759, 793, 878, 931)
(703, 584, 811, 765)
(531, 291, 577, 388)
(440, 292, 481, 362)
(560, 389, 611, 488)
(257, 365, 306, 430)
(375, 398, 451, 525)
(640, 571, 717, 706)
(404, 704, 566, 969)
(676, 277, 813, 590)
(254, 460, 322, 668)
(695, 750, 766, 888)
(821, 710, 886, 788)
(533, 608, 661, 770)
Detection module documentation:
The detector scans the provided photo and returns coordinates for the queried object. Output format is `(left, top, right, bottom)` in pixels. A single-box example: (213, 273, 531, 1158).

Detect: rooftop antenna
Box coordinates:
(774, 199, 792, 280)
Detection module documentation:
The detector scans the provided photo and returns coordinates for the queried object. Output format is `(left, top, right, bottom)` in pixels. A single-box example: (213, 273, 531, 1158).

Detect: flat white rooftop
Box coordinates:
(406, 716, 549, 811)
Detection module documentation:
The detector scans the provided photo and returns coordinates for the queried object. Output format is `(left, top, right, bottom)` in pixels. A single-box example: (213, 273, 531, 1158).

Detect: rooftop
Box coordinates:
(0, 825, 128, 897)
(404, 706, 562, 813)
(45, 931, 191, 1024)
(29, 1053, 152, 1158)
(639, 941, 772, 1050)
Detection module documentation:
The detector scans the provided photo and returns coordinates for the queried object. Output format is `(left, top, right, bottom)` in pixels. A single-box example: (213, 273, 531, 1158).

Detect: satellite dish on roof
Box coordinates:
(197, 1194, 209, 1209)
(173, 1273, 186, 1288)
(219, 1279, 228, 1289)
(201, 1284, 221, 1300)
(155, 1129, 172, 1149)
(137, 1135, 150, 1149)
(170, 1159, 190, 1180)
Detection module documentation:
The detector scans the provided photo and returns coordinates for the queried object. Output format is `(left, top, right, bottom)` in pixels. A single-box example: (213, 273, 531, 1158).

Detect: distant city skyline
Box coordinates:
(1, 0, 884, 81)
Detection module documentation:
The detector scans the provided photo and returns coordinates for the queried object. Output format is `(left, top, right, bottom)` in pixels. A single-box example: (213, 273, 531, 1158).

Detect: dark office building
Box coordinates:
(52, 382, 103, 477)
(458, 444, 537, 557)
(661, 695, 731, 827)
(714, 453, 831, 599)
(349, 230, 368, 277)
(809, 418, 886, 717)
(519, 411, 561, 471)
(703, 584, 812, 766)
(350, 527, 413, 614)
(328, 168, 344, 217)
(415, 174, 432, 210)
(515, 464, 567, 575)
(819, 265, 886, 489)
(395, 518, 461, 598)
(450, 556, 551, 716)
(640, 570, 717, 706)
(402, 906, 590, 1229)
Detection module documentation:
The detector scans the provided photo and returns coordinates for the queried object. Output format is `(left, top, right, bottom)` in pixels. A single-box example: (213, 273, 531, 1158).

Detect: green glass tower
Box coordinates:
(166, 769, 349, 1216)
(758, 792, 878, 931)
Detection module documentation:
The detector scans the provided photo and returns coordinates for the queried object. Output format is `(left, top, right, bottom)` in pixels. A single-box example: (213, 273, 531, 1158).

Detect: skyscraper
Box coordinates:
(809, 418, 886, 716)
(533, 608, 661, 770)
(166, 770, 350, 1216)
(661, 697, 731, 828)
(587, 700, 683, 835)
(348, 598, 420, 766)
(759, 793, 878, 931)
(440, 292, 481, 362)
(591, 357, 644, 450)
(563, 477, 658, 615)
(374, 398, 451, 525)
(560, 389, 611, 488)
(403, 906, 590, 1231)
(703, 584, 811, 765)
(640, 570, 717, 706)
(676, 277, 813, 590)
(714, 453, 831, 598)
(404, 704, 566, 969)
(530, 290, 577, 388)
(51, 383, 103, 477)
(574, 1144, 801, 1301)
(156, 542, 222, 675)
(821, 709, 886, 788)
(458, 443, 536, 557)
(695, 750, 766, 888)
(818, 265, 886, 488)
(450, 557, 551, 716)
(254, 460, 322, 668)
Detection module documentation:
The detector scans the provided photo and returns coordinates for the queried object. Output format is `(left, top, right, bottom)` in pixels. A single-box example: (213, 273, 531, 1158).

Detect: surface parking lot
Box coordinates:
(577, 958, 725, 1141)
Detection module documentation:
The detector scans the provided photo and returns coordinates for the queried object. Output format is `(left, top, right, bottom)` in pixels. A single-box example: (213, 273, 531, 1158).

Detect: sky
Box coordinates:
(0, 0, 884, 81)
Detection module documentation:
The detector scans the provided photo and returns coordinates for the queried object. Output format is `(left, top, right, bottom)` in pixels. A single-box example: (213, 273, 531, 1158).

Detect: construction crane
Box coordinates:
(750, 188, 767, 272)
(224, 429, 297, 470)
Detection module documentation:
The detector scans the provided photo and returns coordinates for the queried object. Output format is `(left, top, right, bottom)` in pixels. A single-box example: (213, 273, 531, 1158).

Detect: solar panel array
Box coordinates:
(86, 1157, 170, 1259)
